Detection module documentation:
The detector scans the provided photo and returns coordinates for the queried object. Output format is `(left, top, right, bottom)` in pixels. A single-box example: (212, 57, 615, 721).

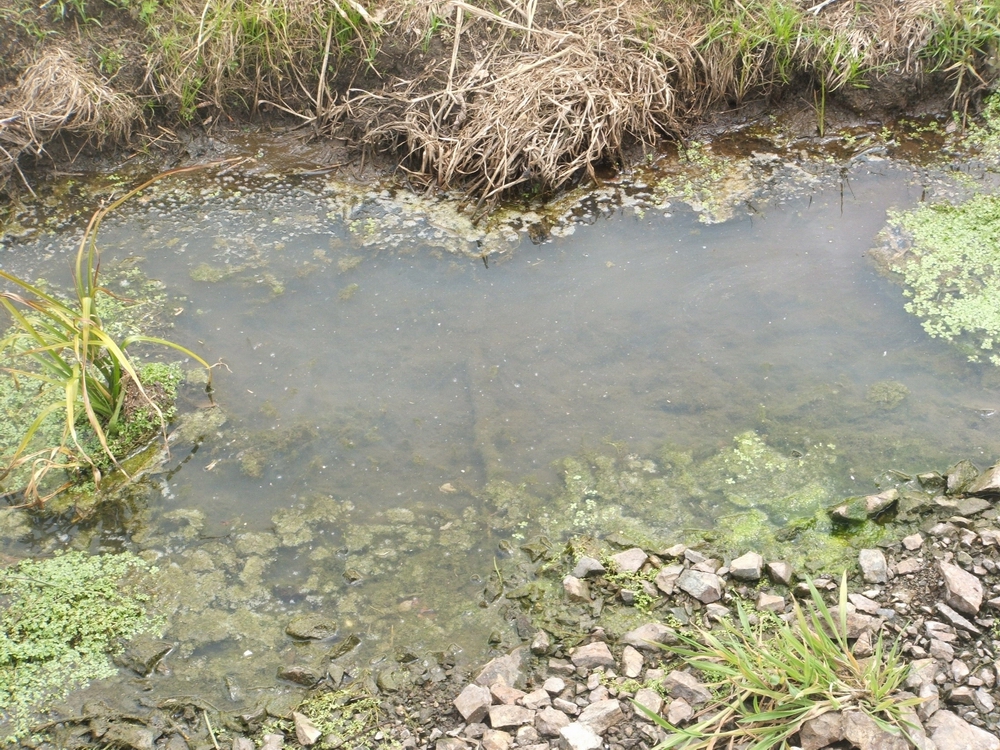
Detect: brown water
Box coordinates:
(2, 153, 999, 713)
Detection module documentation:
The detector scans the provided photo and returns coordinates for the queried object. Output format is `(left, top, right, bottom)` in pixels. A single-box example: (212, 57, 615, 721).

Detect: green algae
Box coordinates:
(0, 551, 162, 744)
(866, 380, 909, 409)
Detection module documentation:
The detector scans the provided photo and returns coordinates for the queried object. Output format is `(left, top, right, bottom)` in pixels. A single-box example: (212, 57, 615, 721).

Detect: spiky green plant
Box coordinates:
(641, 573, 919, 750)
(0, 166, 213, 504)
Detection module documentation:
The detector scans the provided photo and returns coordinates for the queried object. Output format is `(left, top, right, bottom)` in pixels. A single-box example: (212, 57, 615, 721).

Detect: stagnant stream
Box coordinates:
(2, 149, 999, 714)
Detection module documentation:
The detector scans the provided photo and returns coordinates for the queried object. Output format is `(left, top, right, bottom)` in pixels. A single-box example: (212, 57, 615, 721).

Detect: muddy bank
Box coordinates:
(0, 0, 991, 204)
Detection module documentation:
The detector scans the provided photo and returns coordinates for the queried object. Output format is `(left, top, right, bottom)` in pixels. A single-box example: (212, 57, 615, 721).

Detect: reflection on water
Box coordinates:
(3, 157, 1000, 710)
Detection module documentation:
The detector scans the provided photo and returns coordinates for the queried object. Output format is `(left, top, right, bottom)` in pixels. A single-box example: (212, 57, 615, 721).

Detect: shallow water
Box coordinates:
(3, 154, 1000, 714)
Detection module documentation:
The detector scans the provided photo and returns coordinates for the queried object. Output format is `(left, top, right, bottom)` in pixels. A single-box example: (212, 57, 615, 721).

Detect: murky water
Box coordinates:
(3, 153, 1000, 715)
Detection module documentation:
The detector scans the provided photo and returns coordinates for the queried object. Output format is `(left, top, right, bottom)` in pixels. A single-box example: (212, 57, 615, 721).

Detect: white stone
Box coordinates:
(633, 688, 662, 721)
(559, 722, 602, 750)
(610, 547, 648, 574)
(621, 645, 644, 678)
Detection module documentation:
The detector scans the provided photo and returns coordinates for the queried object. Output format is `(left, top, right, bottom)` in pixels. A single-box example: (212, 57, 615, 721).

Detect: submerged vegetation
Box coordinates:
(0, 168, 212, 505)
(3, 0, 1000, 198)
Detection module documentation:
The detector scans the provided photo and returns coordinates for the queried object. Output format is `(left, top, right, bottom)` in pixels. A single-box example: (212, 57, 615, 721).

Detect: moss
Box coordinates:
(866, 381, 909, 409)
(261, 685, 382, 749)
(890, 194, 1000, 365)
(0, 551, 162, 744)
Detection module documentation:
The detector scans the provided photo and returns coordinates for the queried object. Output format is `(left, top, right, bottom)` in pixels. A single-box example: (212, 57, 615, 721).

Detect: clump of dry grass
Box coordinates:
(332, 0, 696, 199)
(0, 48, 138, 193)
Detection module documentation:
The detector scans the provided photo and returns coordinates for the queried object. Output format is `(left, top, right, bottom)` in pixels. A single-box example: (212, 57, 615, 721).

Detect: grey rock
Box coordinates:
(729, 551, 764, 581)
(558, 722, 602, 750)
(277, 664, 322, 686)
(917, 684, 940, 721)
(482, 729, 512, 750)
(894, 557, 922, 576)
(858, 549, 888, 584)
(491, 683, 526, 705)
(767, 561, 794, 586)
(843, 710, 909, 750)
(454, 684, 493, 723)
(935, 601, 981, 633)
(293, 712, 322, 746)
(940, 561, 984, 615)
(927, 710, 1000, 750)
(260, 734, 284, 750)
(435, 740, 468, 750)
(929, 638, 955, 662)
(570, 641, 615, 670)
(542, 677, 566, 694)
(102, 724, 156, 750)
(285, 614, 337, 640)
(830, 489, 899, 521)
(666, 698, 693, 725)
(947, 460, 981, 495)
(531, 630, 552, 655)
(756, 592, 785, 612)
(535, 707, 570, 737)
(610, 547, 648, 574)
(968, 463, 1000, 496)
(799, 711, 844, 750)
(956, 496, 993, 516)
(621, 622, 678, 650)
(571, 557, 606, 578)
(621, 645, 644, 678)
(553, 698, 579, 716)
(633, 689, 662, 721)
(476, 647, 529, 689)
(902, 533, 924, 550)
(231, 738, 254, 750)
(905, 659, 939, 690)
(663, 670, 712, 706)
(974, 687, 996, 713)
(488, 705, 535, 730)
(577, 699, 624, 734)
(563, 575, 591, 602)
(676, 569, 723, 603)
(950, 686, 976, 704)
(521, 688, 552, 710)
(654, 564, 684, 595)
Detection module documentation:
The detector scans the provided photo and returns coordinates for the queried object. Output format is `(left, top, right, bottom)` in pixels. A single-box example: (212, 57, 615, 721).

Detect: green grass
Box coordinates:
(641, 574, 918, 750)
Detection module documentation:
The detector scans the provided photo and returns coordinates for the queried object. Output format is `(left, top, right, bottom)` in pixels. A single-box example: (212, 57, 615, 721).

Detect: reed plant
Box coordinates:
(0, 167, 212, 505)
(642, 574, 919, 750)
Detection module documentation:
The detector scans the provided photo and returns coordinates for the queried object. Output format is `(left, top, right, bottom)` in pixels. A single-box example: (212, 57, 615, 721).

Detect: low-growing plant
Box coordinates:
(641, 573, 918, 750)
(0, 166, 213, 505)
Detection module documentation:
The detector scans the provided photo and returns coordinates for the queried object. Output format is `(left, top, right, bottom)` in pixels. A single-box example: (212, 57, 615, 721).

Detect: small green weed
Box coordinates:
(260, 684, 383, 748)
(641, 574, 918, 750)
(0, 551, 162, 744)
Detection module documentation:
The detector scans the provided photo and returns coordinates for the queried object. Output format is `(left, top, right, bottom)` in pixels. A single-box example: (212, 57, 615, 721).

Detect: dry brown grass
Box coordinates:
(0, 48, 138, 193)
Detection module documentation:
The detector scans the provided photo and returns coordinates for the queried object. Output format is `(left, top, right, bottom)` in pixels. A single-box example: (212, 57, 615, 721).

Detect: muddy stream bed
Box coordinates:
(2, 137, 1000, 736)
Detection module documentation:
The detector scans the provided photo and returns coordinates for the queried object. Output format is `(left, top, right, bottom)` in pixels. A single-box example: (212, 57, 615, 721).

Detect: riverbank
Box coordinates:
(0, 0, 996, 205)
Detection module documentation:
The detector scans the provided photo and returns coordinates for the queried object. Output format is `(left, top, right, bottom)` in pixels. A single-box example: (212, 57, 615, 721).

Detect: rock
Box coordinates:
(633, 689, 662, 721)
(483, 729, 512, 750)
(902, 533, 924, 550)
(927, 710, 1000, 750)
(799, 711, 845, 750)
(676, 569, 723, 603)
(621, 622, 678, 650)
(102, 724, 157, 750)
(756, 592, 785, 612)
(535, 707, 570, 737)
(830, 489, 899, 521)
(621, 645, 644, 678)
(563, 575, 591, 602)
(950, 686, 976, 704)
(968, 463, 1000, 495)
(975, 688, 996, 713)
(570, 641, 615, 669)
(455, 684, 493, 723)
(489, 705, 535, 730)
(917, 684, 940, 721)
(894, 558, 922, 575)
(260, 734, 284, 750)
(610, 547, 648, 574)
(521, 689, 552, 710)
(577, 699, 624, 734)
(935, 601, 981, 633)
(929, 638, 954, 662)
(957, 496, 993, 515)
(476, 647, 529, 689)
(491, 684, 526, 705)
(767, 561, 794, 586)
(559, 722, 602, 750)
(553, 698, 579, 716)
(531, 630, 552, 655)
(436, 740, 467, 750)
(666, 698, 693, 725)
(231, 738, 254, 750)
(516, 726, 540, 744)
(542, 677, 566, 694)
(729, 551, 764, 581)
(858, 549, 888, 583)
(842, 710, 909, 750)
(292, 712, 321, 746)
(940, 561, 983, 615)
(115, 634, 174, 676)
(947, 460, 980, 495)
(278, 664, 322, 686)
(654, 564, 685, 594)
(571, 556, 606, 578)
(285, 614, 337, 640)
(905, 660, 939, 690)
(663, 671, 712, 706)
